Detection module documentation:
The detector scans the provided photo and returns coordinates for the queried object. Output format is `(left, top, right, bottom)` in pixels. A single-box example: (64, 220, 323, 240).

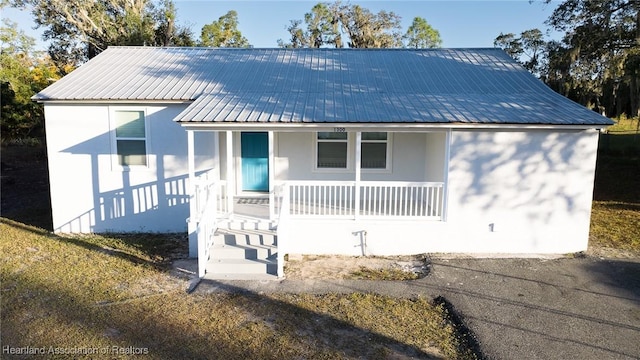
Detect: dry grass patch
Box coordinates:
(1, 219, 476, 359)
(589, 201, 640, 255)
(349, 266, 420, 280)
(286, 254, 429, 280)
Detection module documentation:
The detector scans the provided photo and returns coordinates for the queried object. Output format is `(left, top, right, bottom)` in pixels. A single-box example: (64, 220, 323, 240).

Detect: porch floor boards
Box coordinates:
(233, 196, 271, 220)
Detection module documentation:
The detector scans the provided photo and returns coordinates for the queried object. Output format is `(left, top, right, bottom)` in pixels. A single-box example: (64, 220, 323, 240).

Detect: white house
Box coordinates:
(34, 47, 612, 279)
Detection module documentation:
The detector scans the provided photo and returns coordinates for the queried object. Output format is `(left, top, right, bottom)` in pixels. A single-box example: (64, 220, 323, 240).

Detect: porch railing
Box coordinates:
(275, 183, 290, 278)
(277, 181, 445, 220)
(192, 170, 227, 277)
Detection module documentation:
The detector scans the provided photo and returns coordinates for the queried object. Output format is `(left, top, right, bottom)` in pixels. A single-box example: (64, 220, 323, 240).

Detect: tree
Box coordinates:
(404, 17, 441, 48)
(544, 0, 640, 117)
(12, 0, 194, 70)
(0, 18, 61, 140)
(494, 32, 523, 58)
(278, 3, 342, 48)
(337, 4, 402, 48)
(494, 29, 546, 75)
(519, 29, 546, 74)
(278, 1, 404, 49)
(200, 10, 250, 48)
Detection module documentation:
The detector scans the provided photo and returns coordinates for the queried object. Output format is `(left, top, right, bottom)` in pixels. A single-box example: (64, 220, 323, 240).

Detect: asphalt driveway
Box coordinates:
(195, 257, 640, 359)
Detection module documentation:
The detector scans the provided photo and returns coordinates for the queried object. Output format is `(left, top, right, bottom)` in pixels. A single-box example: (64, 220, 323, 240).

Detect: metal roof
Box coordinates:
(34, 47, 612, 126)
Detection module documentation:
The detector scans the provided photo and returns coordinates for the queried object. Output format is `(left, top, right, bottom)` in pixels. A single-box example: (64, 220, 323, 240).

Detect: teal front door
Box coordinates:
(241, 132, 269, 192)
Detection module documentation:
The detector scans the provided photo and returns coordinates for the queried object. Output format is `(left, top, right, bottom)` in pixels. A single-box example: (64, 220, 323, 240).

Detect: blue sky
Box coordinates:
(4, 0, 562, 50)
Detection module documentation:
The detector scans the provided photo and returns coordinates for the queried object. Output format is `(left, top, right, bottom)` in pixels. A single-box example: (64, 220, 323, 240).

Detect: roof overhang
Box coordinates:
(178, 121, 609, 132)
(32, 99, 193, 105)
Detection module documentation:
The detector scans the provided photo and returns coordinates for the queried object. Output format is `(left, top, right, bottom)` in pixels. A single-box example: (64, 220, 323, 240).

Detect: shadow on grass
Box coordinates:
(1, 220, 468, 359)
(593, 201, 640, 211)
(1, 219, 186, 272)
(2, 266, 451, 359)
(0, 145, 53, 231)
(192, 279, 463, 359)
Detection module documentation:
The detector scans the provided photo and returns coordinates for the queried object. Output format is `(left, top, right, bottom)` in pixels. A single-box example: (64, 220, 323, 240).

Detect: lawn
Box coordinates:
(1, 118, 637, 359)
(590, 117, 640, 254)
(0, 219, 476, 359)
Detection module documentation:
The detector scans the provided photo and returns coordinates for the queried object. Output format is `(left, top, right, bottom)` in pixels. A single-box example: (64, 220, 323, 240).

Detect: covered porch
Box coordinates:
(185, 128, 450, 278)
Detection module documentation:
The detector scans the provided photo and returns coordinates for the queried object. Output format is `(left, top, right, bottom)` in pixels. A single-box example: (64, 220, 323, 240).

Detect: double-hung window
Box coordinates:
(315, 131, 390, 171)
(114, 110, 147, 166)
(316, 132, 348, 169)
(361, 132, 388, 169)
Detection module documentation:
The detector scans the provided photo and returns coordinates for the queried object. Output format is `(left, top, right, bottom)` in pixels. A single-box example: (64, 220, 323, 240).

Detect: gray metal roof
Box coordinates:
(34, 47, 612, 126)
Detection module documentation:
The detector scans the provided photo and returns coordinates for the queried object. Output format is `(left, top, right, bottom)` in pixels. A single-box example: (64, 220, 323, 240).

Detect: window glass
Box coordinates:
(115, 110, 146, 166)
(318, 132, 347, 140)
(116, 111, 145, 138)
(361, 143, 387, 168)
(117, 140, 147, 166)
(361, 132, 388, 169)
(318, 142, 347, 168)
(317, 132, 348, 169)
(362, 132, 387, 141)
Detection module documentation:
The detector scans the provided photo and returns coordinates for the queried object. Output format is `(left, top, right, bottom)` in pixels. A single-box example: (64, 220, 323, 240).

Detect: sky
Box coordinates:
(3, 0, 563, 51)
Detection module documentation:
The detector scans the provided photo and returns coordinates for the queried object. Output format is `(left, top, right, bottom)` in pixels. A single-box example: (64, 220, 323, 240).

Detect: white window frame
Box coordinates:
(312, 131, 392, 173)
(109, 107, 150, 171)
(313, 131, 352, 172)
(361, 132, 392, 173)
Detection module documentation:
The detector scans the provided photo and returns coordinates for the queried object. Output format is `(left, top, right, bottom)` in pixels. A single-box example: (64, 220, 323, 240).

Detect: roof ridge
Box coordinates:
(104, 46, 501, 51)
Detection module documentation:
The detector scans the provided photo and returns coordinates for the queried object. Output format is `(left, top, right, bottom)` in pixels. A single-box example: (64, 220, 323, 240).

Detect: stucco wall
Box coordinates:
(444, 129, 599, 253)
(45, 103, 216, 233)
(282, 129, 600, 255)
(275, 132, 441, 182)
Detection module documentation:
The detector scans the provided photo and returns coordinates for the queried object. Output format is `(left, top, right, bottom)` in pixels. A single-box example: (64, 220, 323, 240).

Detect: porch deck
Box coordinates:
(192, 177, 445, 278)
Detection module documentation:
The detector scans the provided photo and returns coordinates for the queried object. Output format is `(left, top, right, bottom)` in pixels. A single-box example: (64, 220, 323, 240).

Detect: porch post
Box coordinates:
(354, 131, 361, 219)
(187, 130, 198, 258)
(442, 129, 451, 221)
(226, 131, 234, 214)
(213, 131, 220, 181)
(268, 131, 275, 220)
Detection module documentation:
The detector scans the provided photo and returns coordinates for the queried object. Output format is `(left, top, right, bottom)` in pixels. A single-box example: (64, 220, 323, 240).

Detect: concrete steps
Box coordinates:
(204, 226, 279, 280)
(217, 216, 277, 231)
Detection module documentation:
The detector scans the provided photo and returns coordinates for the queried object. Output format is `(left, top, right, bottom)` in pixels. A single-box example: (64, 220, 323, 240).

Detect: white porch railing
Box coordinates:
(192, 170, 227, 278)
(275, 183, 290, 278)
(277, 181, 445, 220)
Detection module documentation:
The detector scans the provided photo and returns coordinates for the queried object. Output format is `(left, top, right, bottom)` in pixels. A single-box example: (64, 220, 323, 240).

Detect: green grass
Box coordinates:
(590, 124, 640, 254)
(607, 116, 639, 134)
(600, 116, 640, 156)
(0, 219, 476, 359)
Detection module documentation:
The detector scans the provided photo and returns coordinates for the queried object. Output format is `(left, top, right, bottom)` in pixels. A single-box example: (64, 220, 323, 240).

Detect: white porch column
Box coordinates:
(268, 131, 275, 220)
(226, 131, 234, 214)
(442, 129, 451, 221)
(213, 131, 220, 181)
(354, 131, 361, 219)
(187, 130, 198, 258)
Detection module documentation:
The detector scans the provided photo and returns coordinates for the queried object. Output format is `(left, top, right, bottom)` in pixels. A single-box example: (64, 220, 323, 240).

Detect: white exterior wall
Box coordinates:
(281, 129, 600, 255)
(45, 103, 216, 233)
(274, 132, 437, 182)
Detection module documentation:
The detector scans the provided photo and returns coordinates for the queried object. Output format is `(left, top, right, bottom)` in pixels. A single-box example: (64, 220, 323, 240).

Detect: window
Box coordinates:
(114, 110, 147, 166)
(361, 132, 388, 169)
(317, 132, 348, 168)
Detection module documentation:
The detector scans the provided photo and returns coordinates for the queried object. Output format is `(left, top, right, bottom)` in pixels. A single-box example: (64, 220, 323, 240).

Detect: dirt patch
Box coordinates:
(586, 245, 640, 259)
(284, 254, 430, 280)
